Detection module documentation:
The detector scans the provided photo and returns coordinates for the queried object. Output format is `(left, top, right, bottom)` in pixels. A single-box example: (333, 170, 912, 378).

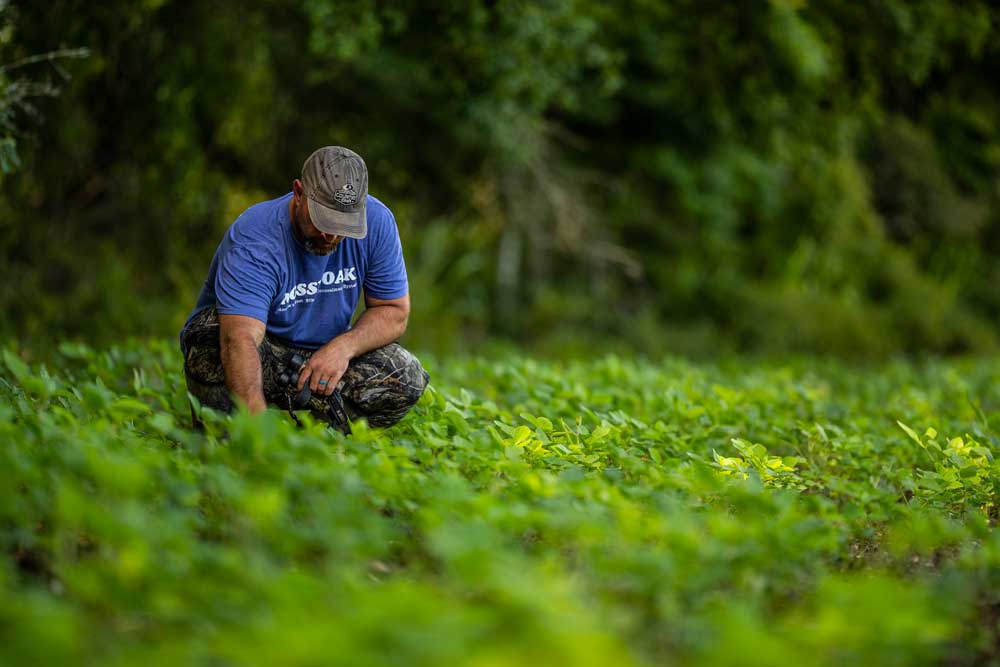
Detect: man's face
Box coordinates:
(291, 181, 343, 256)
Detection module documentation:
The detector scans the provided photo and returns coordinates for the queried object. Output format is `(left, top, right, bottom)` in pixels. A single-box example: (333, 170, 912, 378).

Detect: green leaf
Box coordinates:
(896, 421, 923, 447)
(108, 397, 152, 419)
(20, 376, 49, 397)
(2, 349, 30, 382)
(58, 342, 92, 360)
(149, 412, 176, 435)
(959, 466, 981, 480)
(512, 425, 533, 444)
(587, 424, 612, 444)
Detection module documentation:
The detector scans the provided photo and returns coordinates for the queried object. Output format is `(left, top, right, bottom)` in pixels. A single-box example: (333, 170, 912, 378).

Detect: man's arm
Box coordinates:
(219, 314, 267, 413)
(297, 293, 410, 396)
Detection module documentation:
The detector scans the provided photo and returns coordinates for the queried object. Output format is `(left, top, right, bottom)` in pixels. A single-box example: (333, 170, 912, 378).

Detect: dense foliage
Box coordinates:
(3, 344, 1000, 664)
(2, 2, 1000, 356)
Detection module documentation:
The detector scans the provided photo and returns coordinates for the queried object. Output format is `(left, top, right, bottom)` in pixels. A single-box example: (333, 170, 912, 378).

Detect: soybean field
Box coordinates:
(3, 343, 1000, 666)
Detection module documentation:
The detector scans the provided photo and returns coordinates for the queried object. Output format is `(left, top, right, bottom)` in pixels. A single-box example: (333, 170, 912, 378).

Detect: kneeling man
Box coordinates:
(180, 146, 428, 432)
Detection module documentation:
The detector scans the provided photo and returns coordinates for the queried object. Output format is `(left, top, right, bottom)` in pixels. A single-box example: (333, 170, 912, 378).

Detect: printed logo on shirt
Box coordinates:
(277, 267, 358, 310)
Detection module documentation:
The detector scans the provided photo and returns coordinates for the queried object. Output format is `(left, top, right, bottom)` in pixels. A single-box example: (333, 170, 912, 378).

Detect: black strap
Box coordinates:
(325, 390, 353, 435)
(284, 387, 351, 435)
(285, 392, 305, 428)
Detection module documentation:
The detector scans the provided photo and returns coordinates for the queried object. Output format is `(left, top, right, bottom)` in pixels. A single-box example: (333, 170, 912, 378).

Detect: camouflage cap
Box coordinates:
(301, 146, 368, 239)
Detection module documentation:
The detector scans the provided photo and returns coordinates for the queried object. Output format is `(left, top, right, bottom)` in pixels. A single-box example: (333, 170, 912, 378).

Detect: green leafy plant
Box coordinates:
(2, 344, 1000, 665)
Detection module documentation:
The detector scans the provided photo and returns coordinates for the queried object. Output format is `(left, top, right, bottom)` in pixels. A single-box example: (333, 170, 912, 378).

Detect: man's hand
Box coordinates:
(296, 293, 410, 397)
(297, 339, 353, 397)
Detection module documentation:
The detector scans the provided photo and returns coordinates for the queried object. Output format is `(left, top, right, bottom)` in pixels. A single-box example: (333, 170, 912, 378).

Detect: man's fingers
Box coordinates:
(309, 366, 334, 393)
(297, 366, 312, 391)
(297, 358, 347, 395)
(320, 368, 344, 396)
(310, 370, 324, 393)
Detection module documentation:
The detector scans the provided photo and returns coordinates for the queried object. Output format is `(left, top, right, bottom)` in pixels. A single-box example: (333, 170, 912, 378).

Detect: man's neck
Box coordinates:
(288, 197, 307, 247)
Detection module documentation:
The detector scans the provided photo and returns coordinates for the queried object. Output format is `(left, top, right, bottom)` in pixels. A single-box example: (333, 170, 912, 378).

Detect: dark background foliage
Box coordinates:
(3, 0, 999, 358)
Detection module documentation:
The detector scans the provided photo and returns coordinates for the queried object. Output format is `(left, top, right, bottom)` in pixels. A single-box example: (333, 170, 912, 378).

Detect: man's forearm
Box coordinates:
(334, 304, 408, 357)
(298, 299, 410, 396)
(220, 335, 267, 413)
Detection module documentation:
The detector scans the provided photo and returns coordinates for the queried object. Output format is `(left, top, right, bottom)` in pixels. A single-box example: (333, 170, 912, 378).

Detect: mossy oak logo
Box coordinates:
(279, 267, 357, 308)
(334, 183, 358, 206)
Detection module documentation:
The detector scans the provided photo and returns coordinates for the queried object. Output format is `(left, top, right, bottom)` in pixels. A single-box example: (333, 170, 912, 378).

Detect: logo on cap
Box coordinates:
(333, 183, 358, 206)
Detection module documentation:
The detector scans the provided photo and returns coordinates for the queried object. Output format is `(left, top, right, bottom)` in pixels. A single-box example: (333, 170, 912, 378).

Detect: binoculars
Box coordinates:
(277, 350, 351, 434)
(278, 352, 312, 409)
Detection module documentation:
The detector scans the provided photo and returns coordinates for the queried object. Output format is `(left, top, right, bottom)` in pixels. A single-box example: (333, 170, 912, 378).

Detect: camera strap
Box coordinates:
(285, 392, 305, 428)
(325, 390, 353, 435)
(283, 387, 352, 435)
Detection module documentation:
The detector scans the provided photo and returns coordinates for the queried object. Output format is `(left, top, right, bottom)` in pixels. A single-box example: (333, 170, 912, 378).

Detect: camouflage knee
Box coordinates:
(338, 343, 430, 427)
(259, 340, 427, 431)
(181, 309, 234, 414)
(184, 365, 236, 415)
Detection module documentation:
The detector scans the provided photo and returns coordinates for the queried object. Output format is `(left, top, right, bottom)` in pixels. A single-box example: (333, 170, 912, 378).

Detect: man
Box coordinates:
(180, 146, 429, 433)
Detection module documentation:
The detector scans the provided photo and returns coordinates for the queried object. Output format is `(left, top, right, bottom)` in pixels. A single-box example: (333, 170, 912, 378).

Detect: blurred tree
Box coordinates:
(1, 0, 999, 357)
(0, 2, 86, 176)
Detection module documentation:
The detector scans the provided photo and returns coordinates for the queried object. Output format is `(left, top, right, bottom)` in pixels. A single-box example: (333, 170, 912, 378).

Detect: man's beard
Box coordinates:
(303, 238, 338, 256)
(292, 205, 338, 255)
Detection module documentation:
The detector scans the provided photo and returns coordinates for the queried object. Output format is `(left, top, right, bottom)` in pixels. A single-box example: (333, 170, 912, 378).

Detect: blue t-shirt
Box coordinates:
(182, 192, 408, 350)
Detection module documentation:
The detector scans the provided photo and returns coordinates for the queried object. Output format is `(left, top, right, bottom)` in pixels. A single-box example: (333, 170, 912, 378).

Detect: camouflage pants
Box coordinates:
(181, 307, 429, 431)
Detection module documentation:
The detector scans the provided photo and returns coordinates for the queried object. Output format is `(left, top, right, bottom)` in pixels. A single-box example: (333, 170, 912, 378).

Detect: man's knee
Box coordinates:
(183, 342, 234, 414)
(181, 308, 234, 414)
(340, 343, 429, 427)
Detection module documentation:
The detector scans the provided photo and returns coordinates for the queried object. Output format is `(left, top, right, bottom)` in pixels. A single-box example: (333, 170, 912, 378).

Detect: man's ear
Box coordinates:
(292, 178, 304, 197)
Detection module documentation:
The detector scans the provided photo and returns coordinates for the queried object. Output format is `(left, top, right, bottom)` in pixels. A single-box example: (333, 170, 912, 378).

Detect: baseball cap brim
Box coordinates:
(307, 196, 367, 239)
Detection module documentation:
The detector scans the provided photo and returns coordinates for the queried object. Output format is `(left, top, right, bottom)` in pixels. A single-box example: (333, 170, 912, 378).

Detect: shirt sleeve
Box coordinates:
(214, 244, 279, 323)
(364, 208, 409, 300)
